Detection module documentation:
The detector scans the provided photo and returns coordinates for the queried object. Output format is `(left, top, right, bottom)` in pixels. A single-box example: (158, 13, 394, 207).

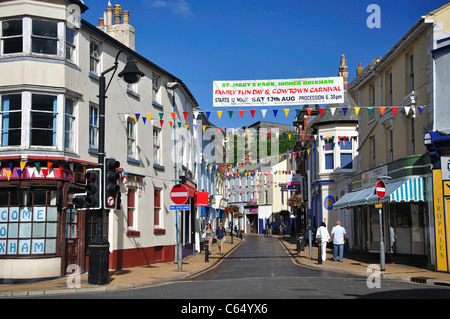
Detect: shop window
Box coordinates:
(0, 188, 58, 256)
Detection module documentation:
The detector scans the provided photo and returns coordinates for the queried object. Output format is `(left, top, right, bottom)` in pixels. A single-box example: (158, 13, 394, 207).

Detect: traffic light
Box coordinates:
(85, 168, 102, 210)
(72, 193, 87, 210)
(104, 158, 121, 209)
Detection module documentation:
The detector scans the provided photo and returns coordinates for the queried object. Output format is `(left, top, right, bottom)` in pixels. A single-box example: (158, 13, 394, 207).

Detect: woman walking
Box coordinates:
(316, 222, 330, 262)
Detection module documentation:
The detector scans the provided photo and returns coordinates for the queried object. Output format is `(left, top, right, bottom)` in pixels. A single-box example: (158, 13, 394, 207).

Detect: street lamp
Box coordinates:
(88, 49, 144, 285)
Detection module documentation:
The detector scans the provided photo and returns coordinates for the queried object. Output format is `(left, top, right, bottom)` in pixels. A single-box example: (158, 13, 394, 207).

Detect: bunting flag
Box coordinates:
(239, 110, 245, 118)
(228, 110, 234, 118)
(284, 109, 289, 117)
(183, 112, 189, 121)
(261, 109, 267, 118)
(217, 110, 223, 119)
(171, 112, 176, 121)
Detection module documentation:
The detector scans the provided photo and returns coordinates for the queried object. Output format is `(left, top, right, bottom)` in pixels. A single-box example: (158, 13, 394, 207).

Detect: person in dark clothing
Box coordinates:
(216, 222, 227, 254)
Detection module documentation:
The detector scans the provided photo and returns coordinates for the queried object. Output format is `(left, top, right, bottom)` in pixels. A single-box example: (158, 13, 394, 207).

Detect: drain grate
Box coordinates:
(410, 277, 431, 284)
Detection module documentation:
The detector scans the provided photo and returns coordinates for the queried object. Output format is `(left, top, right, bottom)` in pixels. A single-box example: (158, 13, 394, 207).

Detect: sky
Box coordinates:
(81, 0, 449, 130)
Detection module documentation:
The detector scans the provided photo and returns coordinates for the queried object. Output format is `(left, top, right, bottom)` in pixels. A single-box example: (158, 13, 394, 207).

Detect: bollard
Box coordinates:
(205, 241, 209, 262)
(317, 236, 322, 265)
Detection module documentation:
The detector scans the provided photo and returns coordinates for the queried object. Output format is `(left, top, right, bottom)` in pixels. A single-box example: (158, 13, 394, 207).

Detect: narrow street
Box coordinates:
(37, 235, 450, 300)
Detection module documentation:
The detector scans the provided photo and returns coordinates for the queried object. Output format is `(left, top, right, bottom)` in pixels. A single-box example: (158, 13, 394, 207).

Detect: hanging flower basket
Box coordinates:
(287, 194, 307, 208)
(225, 204, 241, 218)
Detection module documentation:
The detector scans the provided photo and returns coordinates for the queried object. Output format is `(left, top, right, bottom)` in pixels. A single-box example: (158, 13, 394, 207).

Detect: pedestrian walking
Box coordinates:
(268, 222, 272, 237)
(203, 223, 214, 254)
(216, 222, 227, 254)
(330, 221, 347, 262)
(316, 222, 330, 262)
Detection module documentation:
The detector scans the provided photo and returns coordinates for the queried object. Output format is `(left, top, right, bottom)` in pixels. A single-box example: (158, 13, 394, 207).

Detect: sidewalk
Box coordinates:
(0, 236, 244, 297)
(279, 236, 450, 286)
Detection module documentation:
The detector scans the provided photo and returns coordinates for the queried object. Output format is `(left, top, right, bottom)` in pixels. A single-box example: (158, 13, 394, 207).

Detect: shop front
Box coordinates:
(0, 159, 93, 283)
(334, 176, 429, 266)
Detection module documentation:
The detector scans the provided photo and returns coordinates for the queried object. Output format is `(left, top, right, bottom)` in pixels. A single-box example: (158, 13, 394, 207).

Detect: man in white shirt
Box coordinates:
(330, 221, 347, 262)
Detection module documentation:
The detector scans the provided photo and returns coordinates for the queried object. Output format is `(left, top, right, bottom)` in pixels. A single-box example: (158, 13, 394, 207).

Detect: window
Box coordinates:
(31, 19, 58, 55)
(0, 188, 58, 256)
(370, 84, 376, 106)
(410, 118, 415, 155)
(154, 188, 161, 228)
(30, 94, 57, 146)
(339, 140, 353, 169)
(324, 140, 334, 170)
(371, 137, 376, 168)
(89, 105, 99, 149)
(153, 128, 161, 164)
(388, 72, 393, 106)
(65, 98, 75, 151)
(127, 188, 136, 230)
(388, 129, 394, 162)
(152, 74, 160, 103)
(408, 53, 414, 93)
(90, 40, 100, 74)
(1, 19, 23, 54)
(65, 26, 76, 63)
(1, 94, 22, 147)
(127, 118, 136, 158)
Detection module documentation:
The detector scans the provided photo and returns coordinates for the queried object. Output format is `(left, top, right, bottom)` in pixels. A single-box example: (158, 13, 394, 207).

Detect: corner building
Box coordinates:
(0, 0, 198, 282)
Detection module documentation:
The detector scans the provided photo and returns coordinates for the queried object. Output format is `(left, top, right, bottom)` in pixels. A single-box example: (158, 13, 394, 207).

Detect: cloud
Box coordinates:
(146, 0, 193, 19)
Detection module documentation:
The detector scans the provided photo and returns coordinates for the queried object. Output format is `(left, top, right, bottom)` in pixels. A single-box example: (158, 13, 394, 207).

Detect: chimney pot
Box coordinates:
(98, 18, 104, 27)
(114, 4, 122, 24)
(123, 11, 129, 24)
(357, 62, 364, 76)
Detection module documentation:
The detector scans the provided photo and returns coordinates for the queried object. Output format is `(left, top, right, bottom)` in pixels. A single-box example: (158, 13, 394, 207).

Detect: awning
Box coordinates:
(333, 188, 374, 209)
(366, 177, 426, 204)
(333, 177, 426, 209)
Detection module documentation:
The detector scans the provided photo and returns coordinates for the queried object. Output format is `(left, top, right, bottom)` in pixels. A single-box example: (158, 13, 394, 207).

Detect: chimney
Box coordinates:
(106, 1, 112, 26)
(98, 18, 104, 30)
(101, 3, 136, 50)
(339, 54, 348, 90)
(123, 11, 129, 24)
(114, 4, 121, 24)
(357, 62, 364, 76)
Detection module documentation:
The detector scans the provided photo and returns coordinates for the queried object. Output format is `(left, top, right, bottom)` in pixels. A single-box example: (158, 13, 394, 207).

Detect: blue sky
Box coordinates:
(81, 0, 449, 130)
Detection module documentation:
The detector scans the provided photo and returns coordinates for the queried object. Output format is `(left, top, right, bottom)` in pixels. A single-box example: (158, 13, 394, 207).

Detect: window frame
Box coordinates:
(323, 140, 334, 171)
(127, 118, 136, 159)
(339, 139, 353, 170)
(1, 94, 22, 147)
(127, 188, 136, 231)
(89, 39, 101, 75)
(1, 18, 23, 55)
(89, 104, 99, 149)
(64, 98, 76, 152)
(30, 93, 57, 147)
(153, 127, 161, 165)
(154, 188, 162, 229)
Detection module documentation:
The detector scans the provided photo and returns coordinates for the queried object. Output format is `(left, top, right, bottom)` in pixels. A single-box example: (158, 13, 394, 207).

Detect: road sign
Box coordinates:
(107, 196, 115, 207)
(170, 184, 189, 205)
(376, 180, 386, 199)
(170, 204, 190, 210)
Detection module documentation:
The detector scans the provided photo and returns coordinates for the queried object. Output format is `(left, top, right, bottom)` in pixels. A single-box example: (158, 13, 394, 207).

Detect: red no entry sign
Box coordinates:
(170, 184, 189, 205)
(376, 180, 386, 199)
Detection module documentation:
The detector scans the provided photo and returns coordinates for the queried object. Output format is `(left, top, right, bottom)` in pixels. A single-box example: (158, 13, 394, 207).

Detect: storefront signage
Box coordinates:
(324, 196, 335, 210)
(213, 77, 344, 107)
(433, 170, 448, 272)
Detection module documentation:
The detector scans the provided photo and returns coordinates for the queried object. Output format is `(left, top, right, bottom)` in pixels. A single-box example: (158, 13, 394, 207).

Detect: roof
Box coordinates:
(309, 90, 358, 128)
(80, 19, 199, 107)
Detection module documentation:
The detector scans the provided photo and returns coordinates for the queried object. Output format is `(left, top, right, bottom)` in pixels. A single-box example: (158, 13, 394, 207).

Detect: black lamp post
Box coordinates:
(88, 50, 144, 285)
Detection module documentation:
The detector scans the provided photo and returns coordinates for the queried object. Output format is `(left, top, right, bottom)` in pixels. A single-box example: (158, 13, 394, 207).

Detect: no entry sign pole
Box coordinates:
(376, 180, 386, 271)
(170, 184, 189, 271)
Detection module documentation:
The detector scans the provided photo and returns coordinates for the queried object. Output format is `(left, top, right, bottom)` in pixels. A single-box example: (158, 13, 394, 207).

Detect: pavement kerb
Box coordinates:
(277, 236, 450, 286)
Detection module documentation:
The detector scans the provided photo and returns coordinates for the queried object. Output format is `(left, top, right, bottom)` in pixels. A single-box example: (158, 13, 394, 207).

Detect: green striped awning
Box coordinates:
(366, 177, 426, 204)
(390, 177, 426, 202)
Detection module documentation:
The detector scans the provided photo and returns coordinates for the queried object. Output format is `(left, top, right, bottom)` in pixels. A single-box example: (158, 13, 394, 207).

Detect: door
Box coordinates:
(65, 207, 79, 274)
